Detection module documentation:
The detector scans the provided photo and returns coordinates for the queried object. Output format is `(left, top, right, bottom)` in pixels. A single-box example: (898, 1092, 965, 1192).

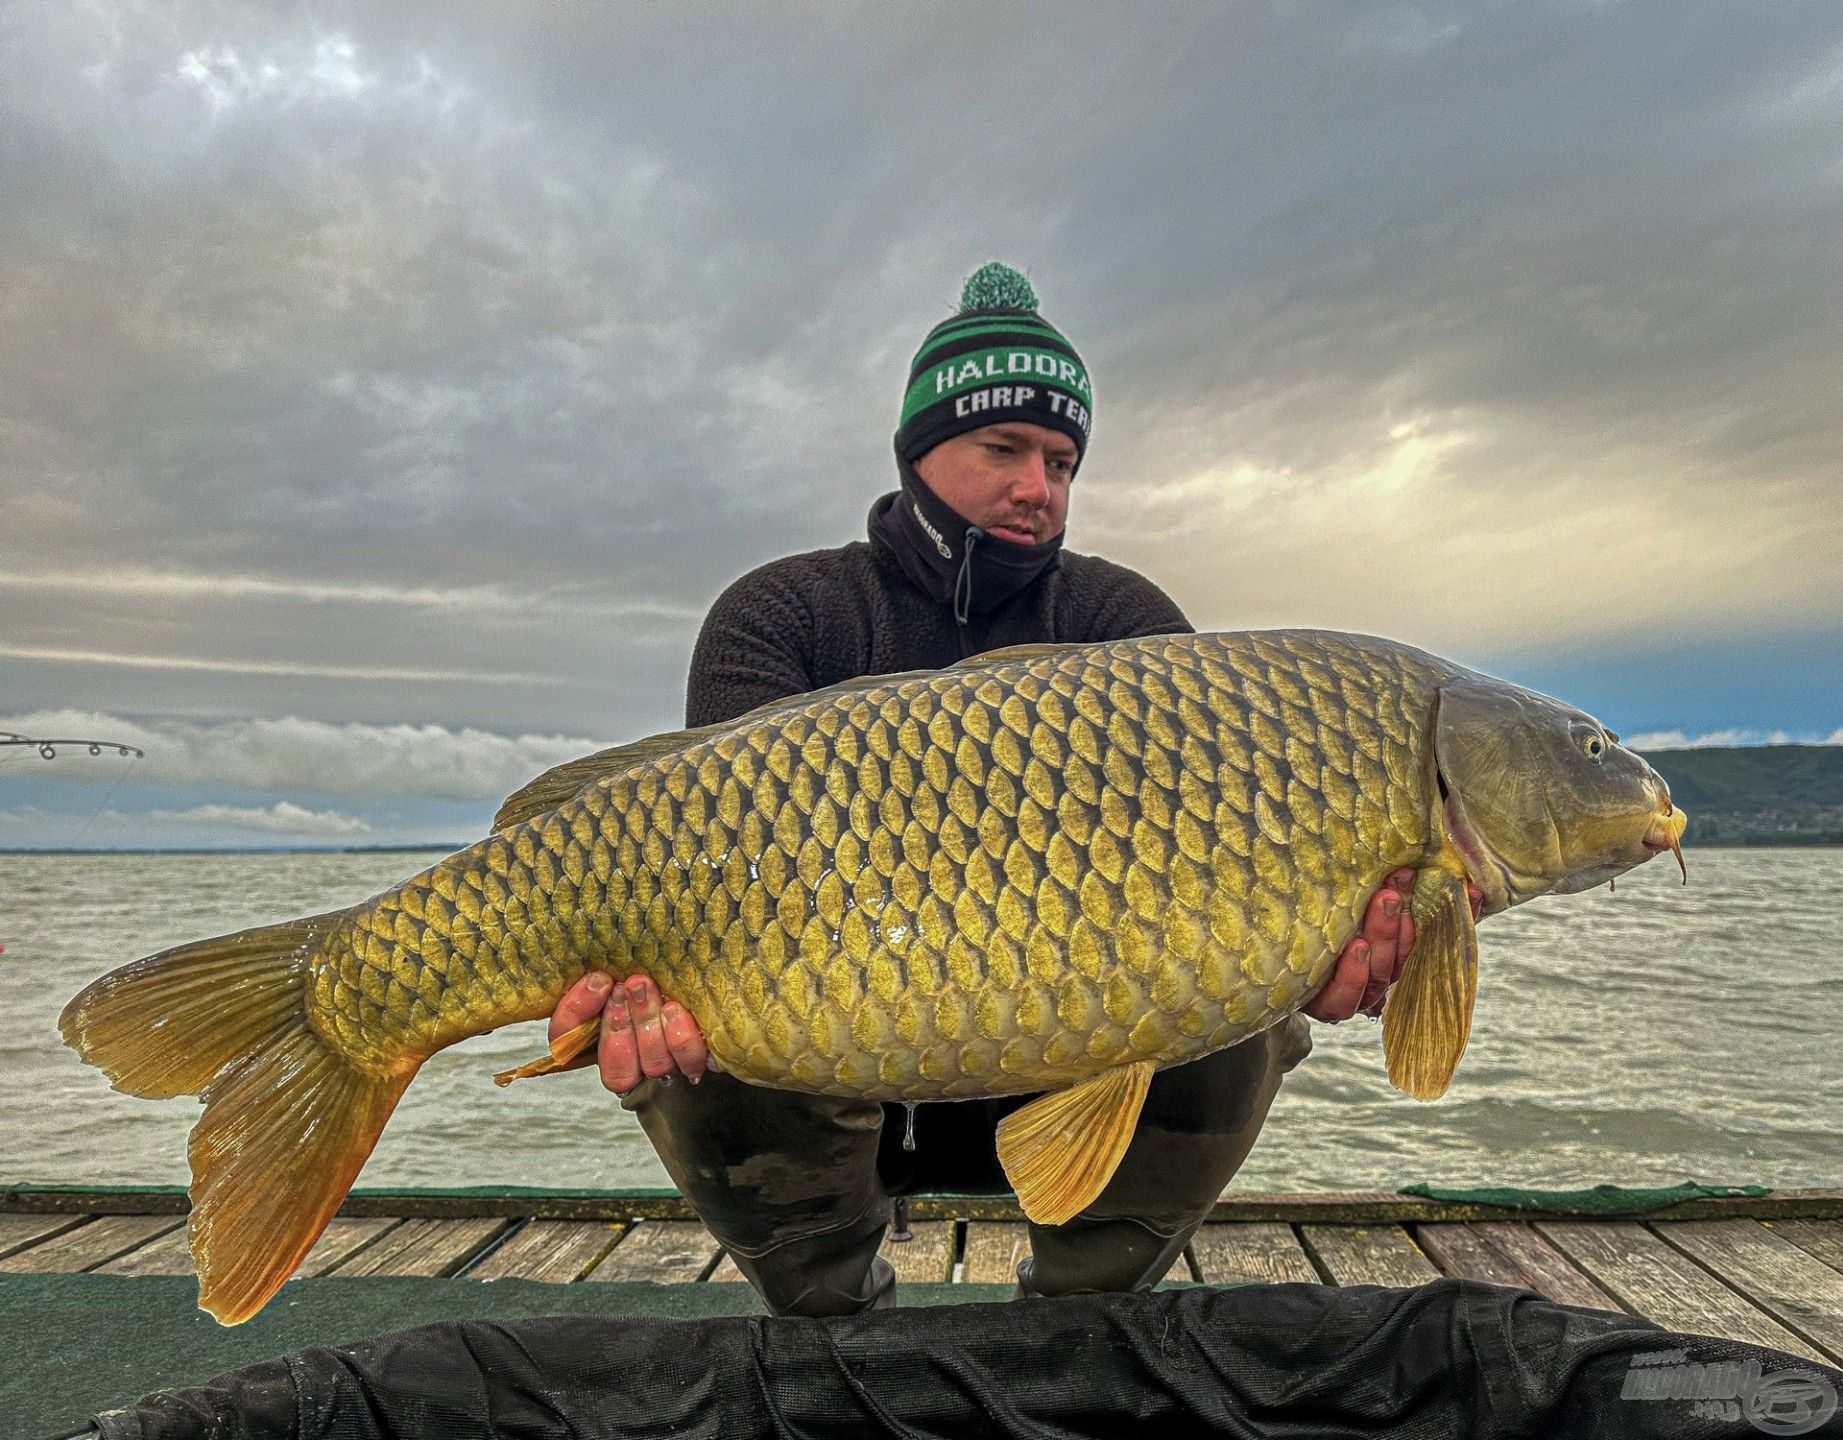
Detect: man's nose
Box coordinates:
(1012, 454, 1051, 507)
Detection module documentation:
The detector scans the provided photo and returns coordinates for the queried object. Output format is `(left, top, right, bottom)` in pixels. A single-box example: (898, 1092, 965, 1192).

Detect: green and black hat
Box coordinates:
(895, 263, 1093, 468)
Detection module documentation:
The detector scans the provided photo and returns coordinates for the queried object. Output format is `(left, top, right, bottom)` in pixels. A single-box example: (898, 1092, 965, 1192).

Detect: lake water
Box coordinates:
(2, 847, 1837, 1193)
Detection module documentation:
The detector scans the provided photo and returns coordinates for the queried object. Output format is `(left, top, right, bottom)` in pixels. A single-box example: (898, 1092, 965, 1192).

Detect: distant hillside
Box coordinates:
(1637, 744, 1843, 845)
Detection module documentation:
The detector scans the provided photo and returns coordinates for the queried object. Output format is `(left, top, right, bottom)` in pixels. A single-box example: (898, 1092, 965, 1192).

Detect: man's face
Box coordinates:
(912, 422, 1076, 546)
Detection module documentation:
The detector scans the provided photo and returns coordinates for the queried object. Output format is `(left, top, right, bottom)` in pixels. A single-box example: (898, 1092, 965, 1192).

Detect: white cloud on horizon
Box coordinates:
(0, 709, 601, 802)
(1624, 727, 1843, 750)
(146, 800, 370, 834)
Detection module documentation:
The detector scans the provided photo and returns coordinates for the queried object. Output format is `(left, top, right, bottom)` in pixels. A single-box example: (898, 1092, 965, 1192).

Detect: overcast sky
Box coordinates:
(3, 1, 1840, 848)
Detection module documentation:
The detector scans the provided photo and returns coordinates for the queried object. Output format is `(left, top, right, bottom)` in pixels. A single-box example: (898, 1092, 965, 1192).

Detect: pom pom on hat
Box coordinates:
(959, 262, 1039, 314)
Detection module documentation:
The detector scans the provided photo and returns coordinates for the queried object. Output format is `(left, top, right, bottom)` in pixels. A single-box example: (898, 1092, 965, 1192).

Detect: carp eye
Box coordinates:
(1569, 721, 1608, 762)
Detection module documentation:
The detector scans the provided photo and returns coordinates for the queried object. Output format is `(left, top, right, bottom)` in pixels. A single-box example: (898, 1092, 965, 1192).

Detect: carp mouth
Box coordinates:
(1641, 805, 1689, 883)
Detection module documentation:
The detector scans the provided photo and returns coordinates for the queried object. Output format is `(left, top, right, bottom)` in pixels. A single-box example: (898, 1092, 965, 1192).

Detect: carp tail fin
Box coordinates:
(1381, 869, 1479, 1100)
(995, 1060, 1156, 1227)
(59, 910, 414, 1324)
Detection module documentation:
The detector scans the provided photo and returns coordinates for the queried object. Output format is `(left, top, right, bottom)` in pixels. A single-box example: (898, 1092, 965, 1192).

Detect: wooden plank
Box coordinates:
(1415, 1222, 1622, 1312)
(585, 1222, 721, 1284)
(1537, 1222, 1825, 1363)
(95, 1226, 195, 1277)
(470, 1220, 629, 1283)
(328, 1217, 508, 1278)
(1655, 1220, 1843, 1364)
(1771, 1220, 1843, 1276)
(8, 1186, 1843, 1224)
(0, 1216, 183, 1274)
(0, 1213, 87, 1262)
(706, 1218, 958, 1287)
(1300, 1226, 1440, 1287)
(881, 1221, 956, 1285)
(706, 1250, 746, 1283)
(959, 1221, 1193, 1288)
(295, 1217, 402, 1278)
(960, 1222, 1030, 1286)
(93, 1215, 406, 1280)
(1190, 1223, 1320, 1286)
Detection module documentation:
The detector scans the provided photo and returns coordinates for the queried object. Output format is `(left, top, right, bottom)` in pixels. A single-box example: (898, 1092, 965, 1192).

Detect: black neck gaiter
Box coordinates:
(867, 456, 1064, 624)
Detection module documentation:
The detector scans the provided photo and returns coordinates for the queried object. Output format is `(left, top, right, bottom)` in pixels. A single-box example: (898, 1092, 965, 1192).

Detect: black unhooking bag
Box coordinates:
(83, 1279, 1843, 1440)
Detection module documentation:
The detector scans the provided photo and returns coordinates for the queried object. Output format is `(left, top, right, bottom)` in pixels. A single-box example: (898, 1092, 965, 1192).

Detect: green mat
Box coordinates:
(3, 1275, 1016, 1438)
(1397, 1182, 1772, 1215)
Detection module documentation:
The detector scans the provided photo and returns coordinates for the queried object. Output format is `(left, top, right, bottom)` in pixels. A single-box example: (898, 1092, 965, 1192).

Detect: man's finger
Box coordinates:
(550, 970, 614, 1043)
(1358, 912, 1398, 1012)
(1304, 941, 1369, 1022)
(1358, 884, 1402, 970)
(598, 994, 642, 1094)
(1387, 867, 1414, 896)
(662, 1002, 710, 1082)
(626, 976, 675, 1078)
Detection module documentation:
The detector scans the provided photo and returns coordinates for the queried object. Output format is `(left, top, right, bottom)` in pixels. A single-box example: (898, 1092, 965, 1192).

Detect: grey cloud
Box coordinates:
(2, 0, 1839, 755)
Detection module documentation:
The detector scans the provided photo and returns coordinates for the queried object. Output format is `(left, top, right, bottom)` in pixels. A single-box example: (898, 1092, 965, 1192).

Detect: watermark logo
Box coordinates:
(1621, 1351, 1838, 1435)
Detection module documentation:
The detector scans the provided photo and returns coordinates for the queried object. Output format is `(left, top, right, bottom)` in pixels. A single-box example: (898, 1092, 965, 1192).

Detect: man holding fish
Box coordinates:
(546, 264, 1466, 1315)
(64, 265, 1682, 1331)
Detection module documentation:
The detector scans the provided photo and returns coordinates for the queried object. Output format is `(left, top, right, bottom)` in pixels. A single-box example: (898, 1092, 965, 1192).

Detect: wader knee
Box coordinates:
(622, 1070, 896, 1317)
(724, 1215, 898, 1318)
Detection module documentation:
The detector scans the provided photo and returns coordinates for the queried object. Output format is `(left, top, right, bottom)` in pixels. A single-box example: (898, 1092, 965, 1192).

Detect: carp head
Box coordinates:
(1432, 679, 1686, 914)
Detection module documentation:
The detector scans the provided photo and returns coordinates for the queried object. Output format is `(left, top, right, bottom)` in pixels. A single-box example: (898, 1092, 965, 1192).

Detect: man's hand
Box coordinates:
(1302, 869, 1486, 1023)
(549, 972, 711, 1094)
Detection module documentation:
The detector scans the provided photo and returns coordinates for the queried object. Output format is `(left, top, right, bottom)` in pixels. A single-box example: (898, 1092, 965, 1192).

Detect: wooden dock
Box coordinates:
(4, 1188, 1840, 1367)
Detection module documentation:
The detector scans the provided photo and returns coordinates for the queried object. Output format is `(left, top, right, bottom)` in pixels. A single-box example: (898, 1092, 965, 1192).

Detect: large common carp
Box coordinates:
(62, 630, 1685, 1323)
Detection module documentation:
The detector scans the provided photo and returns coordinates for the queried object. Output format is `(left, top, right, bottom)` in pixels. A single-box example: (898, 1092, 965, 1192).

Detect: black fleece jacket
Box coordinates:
(685, 492, 1192, 729)
(679, 490, 1192, 1191)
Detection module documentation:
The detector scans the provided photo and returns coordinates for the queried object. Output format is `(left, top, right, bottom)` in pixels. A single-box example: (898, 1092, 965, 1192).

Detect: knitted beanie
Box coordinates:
(894, 263, 1093, 467)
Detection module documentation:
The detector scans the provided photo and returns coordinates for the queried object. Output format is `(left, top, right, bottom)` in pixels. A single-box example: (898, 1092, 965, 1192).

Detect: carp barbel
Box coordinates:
(62, 630, 1686, 1323)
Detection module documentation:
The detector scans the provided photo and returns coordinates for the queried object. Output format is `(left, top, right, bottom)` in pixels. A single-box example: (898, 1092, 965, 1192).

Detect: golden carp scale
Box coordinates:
(313, 631, 1446, 1100)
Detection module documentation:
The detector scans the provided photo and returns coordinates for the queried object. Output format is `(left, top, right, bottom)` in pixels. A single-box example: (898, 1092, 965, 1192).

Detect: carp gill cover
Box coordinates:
(61, 630, 1687, 1323)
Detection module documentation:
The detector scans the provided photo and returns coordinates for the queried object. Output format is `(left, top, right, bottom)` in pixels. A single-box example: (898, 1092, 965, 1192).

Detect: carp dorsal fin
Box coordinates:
(492, 669, 955, 832)
(950, 641, 1075, 669)
(492, 731, 721, 832)
(994, 1060, 1156, 1226)
(1381, 868, 1479, 1100)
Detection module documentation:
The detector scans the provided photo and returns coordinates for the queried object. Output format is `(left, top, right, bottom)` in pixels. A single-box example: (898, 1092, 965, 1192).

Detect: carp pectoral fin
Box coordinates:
(492, 1016, 602, 1087)
(994, 1060, 1156, 1227)
(1381, 869, 1479, 1100)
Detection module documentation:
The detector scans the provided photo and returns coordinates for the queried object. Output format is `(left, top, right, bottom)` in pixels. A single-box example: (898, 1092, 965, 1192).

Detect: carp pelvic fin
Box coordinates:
(994, 1060, 1156, 1226)
(492, 1015, 602, 1087)
(59, 910, 415, 1325)
(1381, 869, 1479, 1100)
